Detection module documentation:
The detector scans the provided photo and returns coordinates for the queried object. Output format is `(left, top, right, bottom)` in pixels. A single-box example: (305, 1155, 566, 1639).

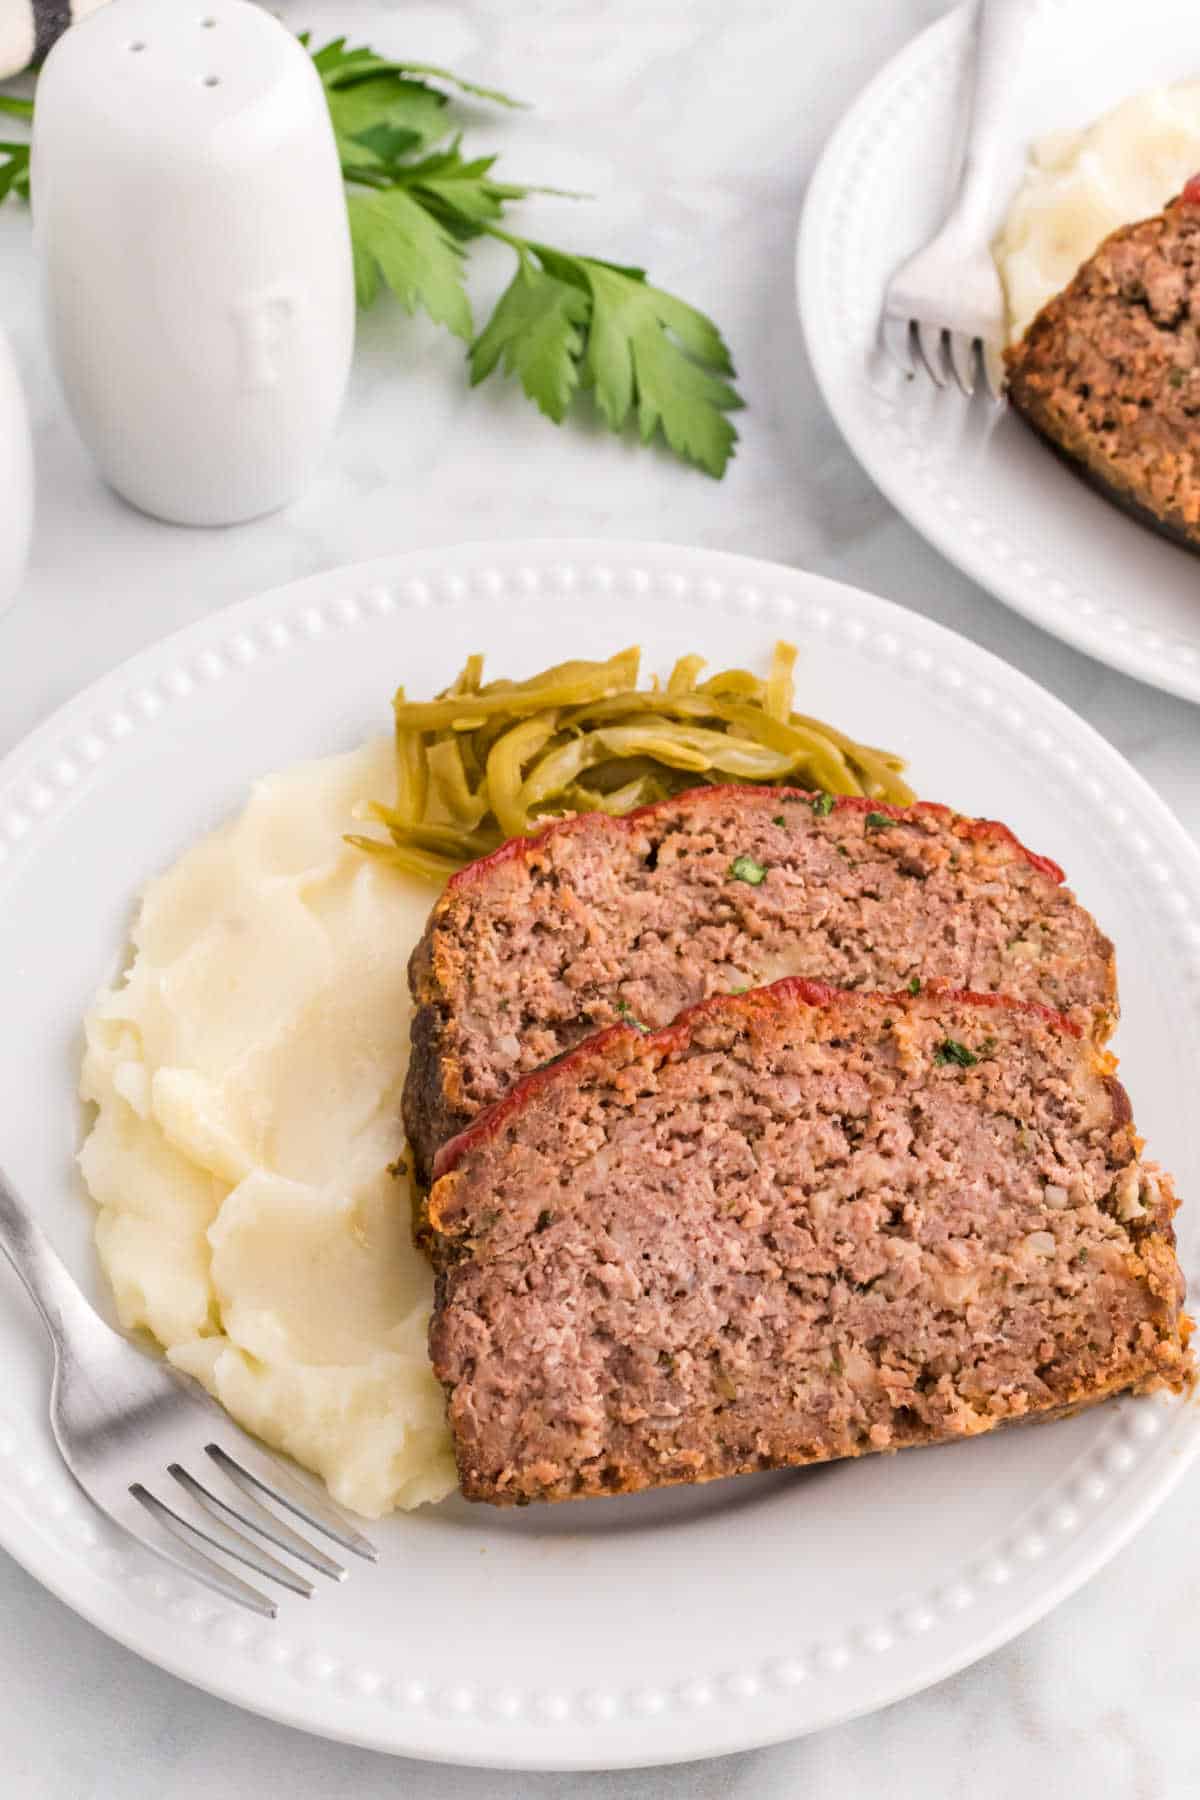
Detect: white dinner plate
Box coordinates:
(1, 541, 1198, 1770)
(798, 0, 1200, 704)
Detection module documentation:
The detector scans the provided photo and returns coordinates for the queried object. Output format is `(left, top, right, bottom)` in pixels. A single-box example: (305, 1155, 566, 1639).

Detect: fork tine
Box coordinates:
(121, 1489, 277, 1616)
(131, 1482, 314, 1599)
(947, 332, 977, 398)
(207, 1443, 378, 1562)
(915, 321, 948, 387)
(170, 1462, 345, 1581)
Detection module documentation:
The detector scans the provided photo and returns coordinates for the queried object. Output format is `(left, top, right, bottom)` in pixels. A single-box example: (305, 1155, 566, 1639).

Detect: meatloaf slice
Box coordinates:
(428, 981, 1191, 1506)
(404, 787, 1116, 1187)
(1006, 185, 1200, 548)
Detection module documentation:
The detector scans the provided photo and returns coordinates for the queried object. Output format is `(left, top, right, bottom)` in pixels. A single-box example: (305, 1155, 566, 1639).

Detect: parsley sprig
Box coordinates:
(315, 37, 742, 475)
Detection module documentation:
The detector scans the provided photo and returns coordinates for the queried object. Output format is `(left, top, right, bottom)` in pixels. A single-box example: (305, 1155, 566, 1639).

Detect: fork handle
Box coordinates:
(0, 1164, 100, 1352)
(946, 0, 1040, 242)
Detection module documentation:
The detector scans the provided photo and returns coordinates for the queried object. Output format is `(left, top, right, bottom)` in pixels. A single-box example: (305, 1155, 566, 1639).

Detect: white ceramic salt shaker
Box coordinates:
(32, 0, 354, 526)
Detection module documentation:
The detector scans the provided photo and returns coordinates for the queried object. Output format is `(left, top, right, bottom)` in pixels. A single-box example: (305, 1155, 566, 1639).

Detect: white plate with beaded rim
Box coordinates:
(1, 539, 1198, 1771)
(798, 0, 1200, 706)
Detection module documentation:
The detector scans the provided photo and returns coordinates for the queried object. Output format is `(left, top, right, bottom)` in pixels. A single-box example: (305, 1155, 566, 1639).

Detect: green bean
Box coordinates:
(391, 688, 428, 828)
(561, 692, 855, 794)
(392, 649, 640, 731)
(426, 737, 490, 828)
(667, 653, 707, 695)
(362, 806, 499, 858)
(710, 700, 857, 794)
(345, 835, 465, 885)
(573, 755, 673, 795)
(788, 712, 914, 803)
(697, 668, 763, 701)
(519, 720, 803, 816)
(763, 640, 797, 722)
(561, 774, 674, 814)
(487, 714, 562, 838)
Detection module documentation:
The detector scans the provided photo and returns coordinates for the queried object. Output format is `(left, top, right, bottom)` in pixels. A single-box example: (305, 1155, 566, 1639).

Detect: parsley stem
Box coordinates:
(342, 168, 398, 190)
(477, 221, 532, 257)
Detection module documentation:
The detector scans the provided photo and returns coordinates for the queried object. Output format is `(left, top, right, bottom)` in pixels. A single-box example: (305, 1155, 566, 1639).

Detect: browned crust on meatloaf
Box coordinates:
(1006, 192, 1200, 548)
(403, 786, 1117, 1192)
(427, 981, 1191, 1505)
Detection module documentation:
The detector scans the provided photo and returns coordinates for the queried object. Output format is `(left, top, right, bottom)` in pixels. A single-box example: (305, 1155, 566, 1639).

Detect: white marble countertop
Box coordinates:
(1, 0, 1197, 1793)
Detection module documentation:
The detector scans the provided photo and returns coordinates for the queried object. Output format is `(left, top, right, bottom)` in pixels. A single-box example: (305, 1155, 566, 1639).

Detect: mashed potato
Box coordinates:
(996, 83, 1200, 343)
(78, 737, 458, 1517)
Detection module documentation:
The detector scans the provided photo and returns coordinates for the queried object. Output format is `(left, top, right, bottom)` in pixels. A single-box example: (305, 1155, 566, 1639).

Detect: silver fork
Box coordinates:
(0, 1165, 376, 1617)
(882, 0, 1037, 399)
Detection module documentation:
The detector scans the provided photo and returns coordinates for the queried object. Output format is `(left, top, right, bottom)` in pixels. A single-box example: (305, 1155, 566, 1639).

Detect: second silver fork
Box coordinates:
(882, 0, 1038, 399)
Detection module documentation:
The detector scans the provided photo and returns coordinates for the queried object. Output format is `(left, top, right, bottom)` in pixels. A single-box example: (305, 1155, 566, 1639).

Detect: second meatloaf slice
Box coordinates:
(404, 787, 1116, 1185)
(1006, 188, 1200, 548)
(428, 982, 1191, 1505)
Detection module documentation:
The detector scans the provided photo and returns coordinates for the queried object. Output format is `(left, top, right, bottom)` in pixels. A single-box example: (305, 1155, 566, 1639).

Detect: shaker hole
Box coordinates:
(128, 40, 147, 52)
(202, 74, 220, 86)
(200, 16, 217, 26)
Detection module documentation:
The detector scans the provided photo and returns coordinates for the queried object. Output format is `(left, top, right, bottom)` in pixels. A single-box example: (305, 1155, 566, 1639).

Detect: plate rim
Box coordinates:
(795, 1, 1200, 707)
(1, 536, 1198, 1769)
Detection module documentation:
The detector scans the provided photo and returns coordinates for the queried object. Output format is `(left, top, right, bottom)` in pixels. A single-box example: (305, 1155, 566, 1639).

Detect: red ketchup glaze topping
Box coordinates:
(1182, 173, 1200, 207)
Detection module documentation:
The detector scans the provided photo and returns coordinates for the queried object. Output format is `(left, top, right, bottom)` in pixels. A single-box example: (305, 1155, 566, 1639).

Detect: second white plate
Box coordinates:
(798, 0, 1200, 704)
(0, 541, 1198, 1768)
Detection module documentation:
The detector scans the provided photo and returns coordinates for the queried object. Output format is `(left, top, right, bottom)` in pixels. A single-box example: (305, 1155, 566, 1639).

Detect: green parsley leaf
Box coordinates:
(0, 142, 29, 207)
(310, 38, 524, 110)
(864, 812, 890, 830)
(466, 246, 741, 475)
(402, 145, 529, 235)
(907, 975, 922, 995)
(811, 792, 835, 817)
(615, 1000, 649, 1033)
(0, 91, 30, 208)
(772, 815, 786, 827)
(327, 76, 450, 175)
(470, 253, 590, 420)
(311, 39, 522, 184)
(934, 1038, 979, 1068)
(729, 855, 767, 886)
(346, 188, 472, 335)
(576, 259, 741, 476)
(349, 229, 381, 310)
